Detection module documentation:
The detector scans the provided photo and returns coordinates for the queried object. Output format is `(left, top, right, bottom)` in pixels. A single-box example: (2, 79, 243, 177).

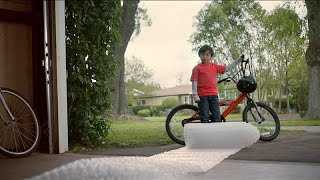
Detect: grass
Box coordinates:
(279, 119, 320, 126)
(224, 114, 320, 126)
(104, 117, 172, 148)
(99, 115, 319, 149)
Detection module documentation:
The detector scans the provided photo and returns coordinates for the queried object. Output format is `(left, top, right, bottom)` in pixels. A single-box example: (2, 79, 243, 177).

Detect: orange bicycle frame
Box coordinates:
(221, 92, 247, 120)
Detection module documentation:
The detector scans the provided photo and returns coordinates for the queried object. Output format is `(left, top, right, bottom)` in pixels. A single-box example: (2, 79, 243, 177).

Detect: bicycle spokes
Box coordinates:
(248, 106, 276, 137)
(0, 89, 39, 157)
(170, 110, 193, 139)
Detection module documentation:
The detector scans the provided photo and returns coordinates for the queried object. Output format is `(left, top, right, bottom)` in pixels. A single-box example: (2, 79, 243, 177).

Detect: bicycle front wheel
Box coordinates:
(243, 102, 280, 141)
(0, 88, 40, 157)
(165, 104, 199, 145)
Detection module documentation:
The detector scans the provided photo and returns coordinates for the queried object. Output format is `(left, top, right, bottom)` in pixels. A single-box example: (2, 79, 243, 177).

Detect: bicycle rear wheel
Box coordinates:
(165, 104, 199, 145)
(0, 88, 40, 157)
(243, 102, 280, 141)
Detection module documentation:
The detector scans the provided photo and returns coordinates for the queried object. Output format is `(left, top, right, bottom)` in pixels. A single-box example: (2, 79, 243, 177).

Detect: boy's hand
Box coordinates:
(192, 94, 200, 103)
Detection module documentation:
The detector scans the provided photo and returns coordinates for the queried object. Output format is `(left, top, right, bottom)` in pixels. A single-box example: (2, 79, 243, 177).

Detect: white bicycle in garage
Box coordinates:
(0, 87, 40, 158)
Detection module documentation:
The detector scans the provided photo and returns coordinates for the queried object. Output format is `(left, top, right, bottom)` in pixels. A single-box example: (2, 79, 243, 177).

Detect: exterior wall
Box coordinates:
(145, 96, 177, 106)
(136, 95, 192, 106)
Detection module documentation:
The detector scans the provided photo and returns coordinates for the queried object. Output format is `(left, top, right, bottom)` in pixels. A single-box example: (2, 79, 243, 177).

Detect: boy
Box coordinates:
(190, 45, 241, 123)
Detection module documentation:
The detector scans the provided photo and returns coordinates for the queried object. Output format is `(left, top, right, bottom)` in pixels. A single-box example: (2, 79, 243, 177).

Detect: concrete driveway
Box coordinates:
(1, 131, 320, 180)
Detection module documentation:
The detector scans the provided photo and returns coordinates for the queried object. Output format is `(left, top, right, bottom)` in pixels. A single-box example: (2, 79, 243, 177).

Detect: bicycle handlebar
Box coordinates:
(218, 77, 229, 84)
(217, 54, 248, 84)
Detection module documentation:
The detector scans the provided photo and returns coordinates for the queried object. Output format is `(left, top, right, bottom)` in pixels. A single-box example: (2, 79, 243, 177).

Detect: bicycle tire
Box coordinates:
(242, 102, 280, 141)
(0, 88, 40, 158)
(165, 104, 199, 145)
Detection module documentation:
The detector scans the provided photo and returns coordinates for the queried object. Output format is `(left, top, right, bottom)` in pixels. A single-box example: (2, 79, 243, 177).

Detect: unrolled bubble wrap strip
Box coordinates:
(30, 122, 259, 180)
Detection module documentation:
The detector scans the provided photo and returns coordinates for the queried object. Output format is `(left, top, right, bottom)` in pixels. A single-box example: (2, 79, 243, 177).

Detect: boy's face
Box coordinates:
(200, 50, 212, 63)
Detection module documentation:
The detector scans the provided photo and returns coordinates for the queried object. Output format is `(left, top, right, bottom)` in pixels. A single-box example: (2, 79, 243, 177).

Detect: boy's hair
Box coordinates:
(198, 45, 213, 57)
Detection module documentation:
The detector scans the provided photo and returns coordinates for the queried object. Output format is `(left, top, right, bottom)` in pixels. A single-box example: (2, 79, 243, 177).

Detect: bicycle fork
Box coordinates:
(247, 99, 265, 124)
(0, 91, 15, 122)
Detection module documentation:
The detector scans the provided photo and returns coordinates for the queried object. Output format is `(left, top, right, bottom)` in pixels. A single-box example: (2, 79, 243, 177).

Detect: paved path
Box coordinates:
(229, 131, 320, 163)
(197, 160, 320, 180)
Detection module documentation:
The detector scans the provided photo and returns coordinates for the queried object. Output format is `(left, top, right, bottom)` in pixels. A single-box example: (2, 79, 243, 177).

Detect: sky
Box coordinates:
(125, 1, 285, 88)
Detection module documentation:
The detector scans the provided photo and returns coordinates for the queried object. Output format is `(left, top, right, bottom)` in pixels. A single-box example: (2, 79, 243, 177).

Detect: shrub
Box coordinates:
(162, 97, 179, 109)
(137, 109, 151, 117)
(66, 0, 121, 146)
(132, 105, 147, 115)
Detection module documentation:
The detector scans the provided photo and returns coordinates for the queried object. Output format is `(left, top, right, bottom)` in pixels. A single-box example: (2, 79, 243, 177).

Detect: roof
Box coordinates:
(140, 84, 192, 98)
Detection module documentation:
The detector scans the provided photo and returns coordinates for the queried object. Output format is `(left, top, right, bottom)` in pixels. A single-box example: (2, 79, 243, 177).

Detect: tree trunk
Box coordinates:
(277, 87, 282, 113)
(285, 69, 290, 113)
(305, 0, 320, 119)
(305, 66, 320, 118)
(113, 0, 139, 115)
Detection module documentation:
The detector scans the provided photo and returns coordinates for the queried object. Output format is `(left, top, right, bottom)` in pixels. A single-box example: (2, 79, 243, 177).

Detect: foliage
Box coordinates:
(131, 105, 146, 115)
(288, 56, 309, 115)
(191, 0, 266, 61)
(161, 97, 179, 109)
(134, 6, 152, 36)
(125, 57, 160, 106)
(125, 56, 153, 83)
(66, 0, 121, 146)
(133, 105, 166, 117)
(191, 0, 307, 113)
(137, 109, 151, 117)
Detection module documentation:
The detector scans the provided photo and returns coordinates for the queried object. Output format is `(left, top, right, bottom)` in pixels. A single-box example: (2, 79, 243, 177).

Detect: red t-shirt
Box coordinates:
(190, 63, 226, 96)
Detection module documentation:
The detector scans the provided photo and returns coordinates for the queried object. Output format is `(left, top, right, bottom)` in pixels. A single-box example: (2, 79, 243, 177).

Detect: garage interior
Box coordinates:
(0, 0, 68, 154)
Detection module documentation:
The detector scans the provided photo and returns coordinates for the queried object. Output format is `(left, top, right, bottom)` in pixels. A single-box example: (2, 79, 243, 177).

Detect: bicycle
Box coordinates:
(166, 55, 280, 145)
(0, 87, 40, 157)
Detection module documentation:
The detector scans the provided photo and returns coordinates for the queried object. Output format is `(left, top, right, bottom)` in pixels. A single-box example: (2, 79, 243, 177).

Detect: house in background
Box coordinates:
(134, 84, 241, 108)
(135, 85, 193, 106)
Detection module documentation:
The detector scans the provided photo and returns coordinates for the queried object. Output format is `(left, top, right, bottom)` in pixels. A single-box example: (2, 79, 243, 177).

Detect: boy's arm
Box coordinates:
(192, 81, 200, 102)
(191, 66, 200, 102)
(192, 80, 198, 94)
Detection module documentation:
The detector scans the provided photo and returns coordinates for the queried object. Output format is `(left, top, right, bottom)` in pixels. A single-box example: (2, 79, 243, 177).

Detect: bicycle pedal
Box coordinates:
(182, 119, 187, 127)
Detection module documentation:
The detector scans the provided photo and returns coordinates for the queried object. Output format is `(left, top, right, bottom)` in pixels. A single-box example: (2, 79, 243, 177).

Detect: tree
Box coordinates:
(125, 57, 160, 106)
(264, 7, 305, 113)
(191, 0, 308, 114)
(305, 0, 320, 119)
(113, 0, 151, 115)
(191, 0, 266, 62)
(191, 0, 273, 103)
(65, 0, 121, 145)
(125, 56, 153, 84)
(288, 56, 308, 115)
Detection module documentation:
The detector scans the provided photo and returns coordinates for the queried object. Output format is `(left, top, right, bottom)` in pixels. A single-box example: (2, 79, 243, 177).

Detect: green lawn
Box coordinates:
(104, 117, 172, 148)
(280, 119, 320, 126)
(103, 115, 320, 149)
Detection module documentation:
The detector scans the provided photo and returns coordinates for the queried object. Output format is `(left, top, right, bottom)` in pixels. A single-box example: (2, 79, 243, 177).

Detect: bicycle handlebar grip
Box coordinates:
(218, 77, 228, 84)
